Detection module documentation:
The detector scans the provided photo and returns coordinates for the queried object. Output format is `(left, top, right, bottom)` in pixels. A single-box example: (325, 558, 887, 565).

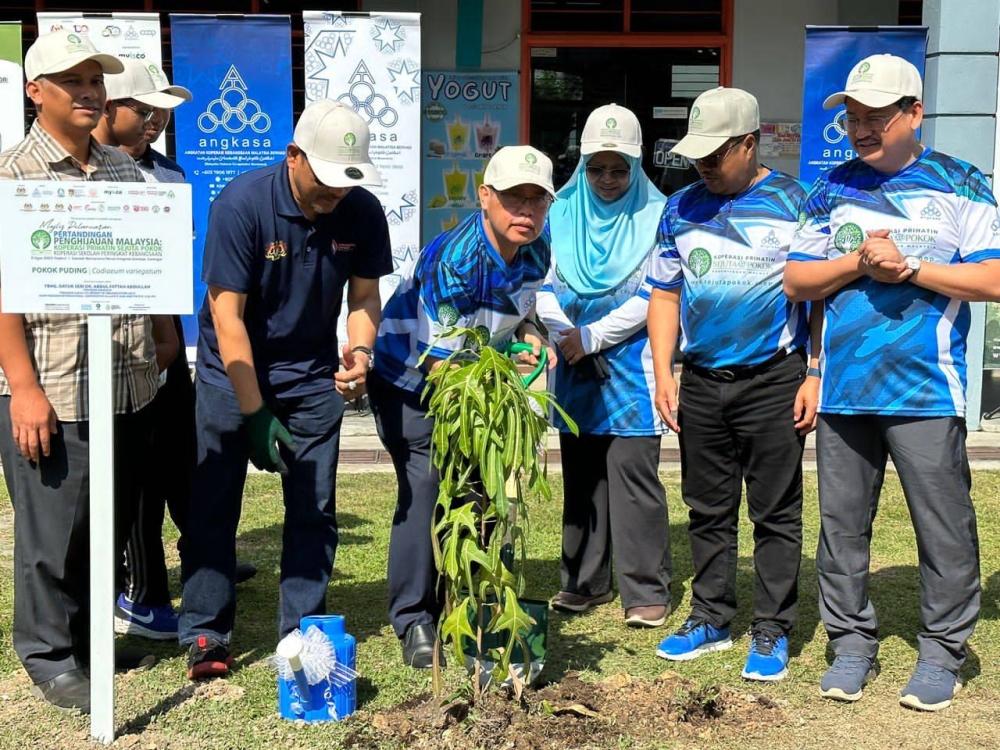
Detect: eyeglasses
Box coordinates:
(117, 101, 157, 124)
(695, 138, 744, 169)
(843, 110, 904, 134)
(585, 165, 630, 181)
(488, 186, 553, 211)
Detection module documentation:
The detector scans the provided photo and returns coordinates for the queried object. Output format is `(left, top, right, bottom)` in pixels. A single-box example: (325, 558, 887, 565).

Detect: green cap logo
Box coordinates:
(606, 118, 617, 129)
(31, 230, 52, 250)
(689, 247, 712, 279)
(344, 133, 357, 147)
(834, 222, 865, 254)
(67, 34, 81, 44)
(525, 153, 537, 165)
(859, 62, 871, 74)
(692, 107, 701, 120)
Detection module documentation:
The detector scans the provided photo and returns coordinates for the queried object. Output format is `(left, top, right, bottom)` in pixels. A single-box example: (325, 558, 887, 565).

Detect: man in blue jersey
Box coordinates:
(645, 87, 822, 682)
(369, 145, 555, 668)
(178, 100, 391, 679)
(786, 54, 1000, 711)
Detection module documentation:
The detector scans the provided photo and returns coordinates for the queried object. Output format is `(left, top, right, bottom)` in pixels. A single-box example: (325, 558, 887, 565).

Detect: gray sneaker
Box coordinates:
(899, 660, 961, 712)
(820, 654, 875, 702)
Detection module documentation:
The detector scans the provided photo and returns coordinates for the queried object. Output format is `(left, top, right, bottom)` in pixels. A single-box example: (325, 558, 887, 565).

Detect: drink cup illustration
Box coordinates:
(475, 114, 499, 155)
(443, 161, 468, 206)
(447, 115, 470, 154)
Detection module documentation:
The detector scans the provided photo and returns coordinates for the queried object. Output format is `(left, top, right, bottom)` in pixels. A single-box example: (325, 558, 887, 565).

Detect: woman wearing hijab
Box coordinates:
(536, 104, 672, 628)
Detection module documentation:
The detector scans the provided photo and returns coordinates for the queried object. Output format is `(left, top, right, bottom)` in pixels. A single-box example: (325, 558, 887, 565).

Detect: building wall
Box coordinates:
(363, 0, 520, 71)
(369, 1, 903, 176)
(732, 0, 898, 177)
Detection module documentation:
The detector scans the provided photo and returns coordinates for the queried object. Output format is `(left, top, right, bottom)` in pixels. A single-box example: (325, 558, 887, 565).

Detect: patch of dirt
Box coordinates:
(342, 670, 783, 750)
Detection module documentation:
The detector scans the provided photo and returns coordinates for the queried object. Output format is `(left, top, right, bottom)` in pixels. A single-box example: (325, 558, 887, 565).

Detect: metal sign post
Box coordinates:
(88, 314, 115, 743)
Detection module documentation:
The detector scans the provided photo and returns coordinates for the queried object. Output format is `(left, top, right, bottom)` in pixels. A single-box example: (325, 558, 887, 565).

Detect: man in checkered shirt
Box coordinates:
(0, 31, 177, 714)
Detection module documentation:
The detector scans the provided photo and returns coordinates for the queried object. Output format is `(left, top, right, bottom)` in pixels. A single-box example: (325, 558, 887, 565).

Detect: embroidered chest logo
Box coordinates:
(331, 240, 357, 253)
(834, 222, 864, 254)
(265, 240, 288, 261)
(919, 201, 942, 221)
(761, 230, 781, 249)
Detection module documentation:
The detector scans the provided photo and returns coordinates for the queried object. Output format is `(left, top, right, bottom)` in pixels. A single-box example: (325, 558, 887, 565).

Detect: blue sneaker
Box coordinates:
(114, 594, 178, 641)
(741, 626, 789, 681)
(899, 660, 961, 712)
(820, 654, 875, 701)
(656, 618, 732, 661)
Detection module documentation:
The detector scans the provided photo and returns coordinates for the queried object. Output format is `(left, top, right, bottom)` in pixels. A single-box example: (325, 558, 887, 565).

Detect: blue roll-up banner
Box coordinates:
(170, 14, 294, 354)
(799, 26, 928, 185)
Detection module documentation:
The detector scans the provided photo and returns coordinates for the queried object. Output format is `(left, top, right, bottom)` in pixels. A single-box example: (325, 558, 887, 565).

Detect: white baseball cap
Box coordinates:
(823, 54, 923, 110)
(105, 59, 192, 108)
(671, 87, 760, 160)
(581, 103, 642, 158)
(293, 100, 382, 188)
(483, 145, 556, 199)
(24, 30, 123, 81)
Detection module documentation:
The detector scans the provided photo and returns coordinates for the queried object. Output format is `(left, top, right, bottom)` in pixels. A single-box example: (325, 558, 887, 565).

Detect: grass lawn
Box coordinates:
(2, 470, 1000, 749)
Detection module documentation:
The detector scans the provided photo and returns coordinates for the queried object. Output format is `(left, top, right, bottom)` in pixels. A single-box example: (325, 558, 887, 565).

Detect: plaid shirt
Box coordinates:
(0, 121, 159, 421)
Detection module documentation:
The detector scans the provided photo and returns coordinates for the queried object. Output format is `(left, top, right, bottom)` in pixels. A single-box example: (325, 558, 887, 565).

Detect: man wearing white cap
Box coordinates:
(177, 100, 391, 679)
(96, 59, 191, 183)
(645, 87, 822, 681)
(0, 31, 171, 712)
(786, 54, 1000, 711)
(369, 145, 555, 668)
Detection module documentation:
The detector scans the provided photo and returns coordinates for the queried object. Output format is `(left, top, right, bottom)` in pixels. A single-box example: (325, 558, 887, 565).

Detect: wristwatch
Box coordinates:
(351, 345, 374, 370)
(904, 256, 922, 276)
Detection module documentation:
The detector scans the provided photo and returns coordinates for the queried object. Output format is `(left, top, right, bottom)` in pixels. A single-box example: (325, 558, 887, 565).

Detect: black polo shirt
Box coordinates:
(196, 161, 392, 398)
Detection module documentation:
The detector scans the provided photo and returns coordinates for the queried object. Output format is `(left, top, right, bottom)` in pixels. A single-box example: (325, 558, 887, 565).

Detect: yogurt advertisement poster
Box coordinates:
(421, 71, 519, 246)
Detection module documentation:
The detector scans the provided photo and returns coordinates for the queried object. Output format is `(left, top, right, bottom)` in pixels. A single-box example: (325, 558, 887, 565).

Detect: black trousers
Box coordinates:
(123, 316, 194, 606)
(368, 371, 445, 638)
(0, 397, 152, 683)
(559, 432, 671, 609)
(677, 353, 805, 634)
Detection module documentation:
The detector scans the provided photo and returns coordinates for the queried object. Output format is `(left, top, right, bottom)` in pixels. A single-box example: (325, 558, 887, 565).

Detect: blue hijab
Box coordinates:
(548, 153, 668, 296)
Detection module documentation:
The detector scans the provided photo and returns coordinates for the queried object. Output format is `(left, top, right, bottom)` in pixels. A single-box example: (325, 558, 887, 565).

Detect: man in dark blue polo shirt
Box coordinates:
(178, 100, 392, 679)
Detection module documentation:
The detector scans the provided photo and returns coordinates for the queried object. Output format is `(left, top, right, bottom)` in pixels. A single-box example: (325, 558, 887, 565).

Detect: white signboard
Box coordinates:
(0, 180, 193, 315)
(303, 10, 422, 327)
(38, 13, 166, 151)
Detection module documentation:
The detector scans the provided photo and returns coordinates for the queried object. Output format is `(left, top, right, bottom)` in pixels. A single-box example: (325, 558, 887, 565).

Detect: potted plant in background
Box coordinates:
(421, 327, 576, 703)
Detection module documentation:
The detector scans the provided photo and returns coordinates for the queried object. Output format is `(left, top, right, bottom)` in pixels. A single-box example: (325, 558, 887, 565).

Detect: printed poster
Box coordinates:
(170, 14, 293, 349)
(0, 180, 193, 315)
(0, 23, 22, 153)
(800, 27, 927, 184)
(759, 122, 801, 158)
(303, 11, 421, 301)
(421, 71, 519, 247)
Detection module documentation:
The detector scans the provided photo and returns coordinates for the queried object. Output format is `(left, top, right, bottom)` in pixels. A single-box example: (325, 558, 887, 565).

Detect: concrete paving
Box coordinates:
(335, 407, 1000, 473)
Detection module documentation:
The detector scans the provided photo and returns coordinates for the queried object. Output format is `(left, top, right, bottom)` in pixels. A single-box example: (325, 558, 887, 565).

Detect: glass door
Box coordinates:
(529, 46, 720, 195)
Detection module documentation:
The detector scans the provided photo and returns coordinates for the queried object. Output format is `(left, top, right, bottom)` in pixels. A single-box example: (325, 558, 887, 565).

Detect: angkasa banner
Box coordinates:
(170, 14, 293, 349)
(799, 26, 927, 185)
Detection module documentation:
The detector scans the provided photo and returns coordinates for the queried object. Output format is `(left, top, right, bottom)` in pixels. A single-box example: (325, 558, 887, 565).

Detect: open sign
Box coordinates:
(653, 139, 691, 171)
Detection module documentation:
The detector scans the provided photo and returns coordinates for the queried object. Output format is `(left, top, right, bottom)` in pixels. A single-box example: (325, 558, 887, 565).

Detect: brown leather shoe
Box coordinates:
(549, 590, 615, 613)
(625, 604, 670, 628)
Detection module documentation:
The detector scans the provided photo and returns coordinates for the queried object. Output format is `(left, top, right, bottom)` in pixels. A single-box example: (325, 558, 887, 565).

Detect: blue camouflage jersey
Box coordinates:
(541, 258, 666, 436)
(375, 211, 550, 393)
(643, 170, 810, 368)
(789, 148, 1000, 417)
